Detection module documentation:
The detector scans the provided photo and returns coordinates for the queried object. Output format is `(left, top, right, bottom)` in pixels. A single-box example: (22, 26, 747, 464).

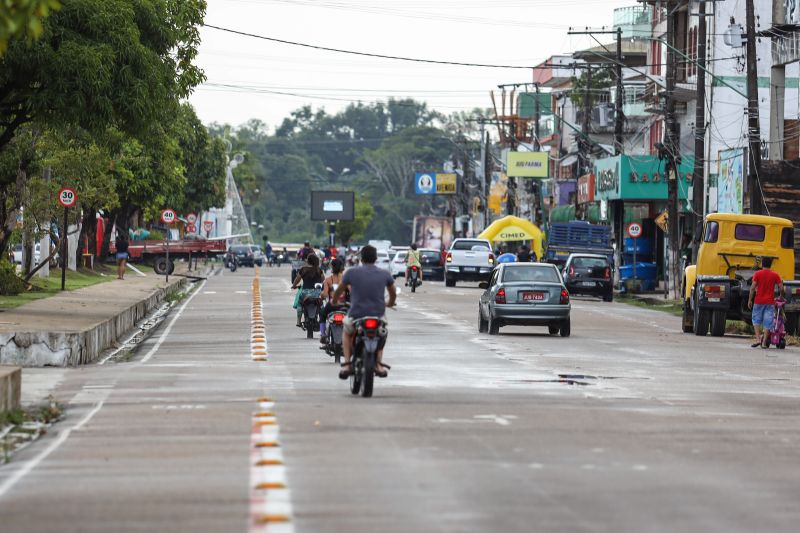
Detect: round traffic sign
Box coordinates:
(58, 188, 77, 208)
(203, 220, 214, 232)
(187, 213, 198, 224)
(161, 208, 177, 225)
(186, 222, 197, 234)
(627, 222, 643, 239)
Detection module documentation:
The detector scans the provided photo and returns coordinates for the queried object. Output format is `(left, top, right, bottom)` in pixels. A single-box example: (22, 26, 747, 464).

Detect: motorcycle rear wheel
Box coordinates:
(349, 355, 362, 395)
(362, 351, 375, 398)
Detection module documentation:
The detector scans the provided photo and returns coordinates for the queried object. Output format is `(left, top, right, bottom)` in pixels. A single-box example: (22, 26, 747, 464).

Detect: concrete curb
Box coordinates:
(0, 366, 21, 413)
(0, 279, 187, 367)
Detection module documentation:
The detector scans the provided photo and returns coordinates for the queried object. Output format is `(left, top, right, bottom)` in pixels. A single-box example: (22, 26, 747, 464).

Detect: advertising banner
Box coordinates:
(577, 174, 595, 204)
(310, 191, 355, 221)
(506, 151, 549, 178)
(435, 173, 457, 194)
(716, 148, 745, 214)
(413, 216, 454, 250)
(414, 172, 458, 195)
(487, 171, 508, 215)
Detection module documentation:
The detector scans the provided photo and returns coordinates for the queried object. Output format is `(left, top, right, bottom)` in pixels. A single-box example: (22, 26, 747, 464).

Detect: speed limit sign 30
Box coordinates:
(58, 188, 77, 208)
(627, 222, 643, 239)
(161, 208, 176, 225)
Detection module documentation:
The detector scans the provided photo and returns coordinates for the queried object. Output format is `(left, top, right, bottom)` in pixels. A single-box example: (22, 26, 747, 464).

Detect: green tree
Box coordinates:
(336, 195, 375, 245)
(0, 0, 60, 55)
(174, 104, 227, 214)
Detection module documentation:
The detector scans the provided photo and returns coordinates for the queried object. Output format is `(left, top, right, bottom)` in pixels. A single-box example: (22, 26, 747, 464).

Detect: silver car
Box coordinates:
(478, 263, 571, 336)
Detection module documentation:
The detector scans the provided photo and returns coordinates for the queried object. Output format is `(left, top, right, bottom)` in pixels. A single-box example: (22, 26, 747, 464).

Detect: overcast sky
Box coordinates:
(190, 0, 634, 131)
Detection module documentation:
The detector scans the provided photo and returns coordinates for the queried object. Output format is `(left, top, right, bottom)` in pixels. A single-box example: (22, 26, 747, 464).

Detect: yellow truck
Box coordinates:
(682, 213, 800, 336)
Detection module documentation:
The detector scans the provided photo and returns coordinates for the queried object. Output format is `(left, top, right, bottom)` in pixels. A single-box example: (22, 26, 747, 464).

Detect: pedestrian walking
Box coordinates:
(115, 232, 129, 280)
(748, 256, 785, 349)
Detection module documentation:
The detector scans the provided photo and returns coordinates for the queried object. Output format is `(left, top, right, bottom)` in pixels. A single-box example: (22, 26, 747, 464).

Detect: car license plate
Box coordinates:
(464, 267, 476, 272)
(580, 281, 595, 287)
(521, 291, 545, 301)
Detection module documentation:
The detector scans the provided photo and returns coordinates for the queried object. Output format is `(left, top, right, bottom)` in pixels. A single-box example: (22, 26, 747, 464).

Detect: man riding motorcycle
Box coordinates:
(405, 243, 423, 286)
(332, 245, 396, 380)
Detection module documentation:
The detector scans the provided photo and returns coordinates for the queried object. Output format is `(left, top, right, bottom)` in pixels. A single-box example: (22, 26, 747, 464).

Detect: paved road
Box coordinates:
(1, 267, 799, 532)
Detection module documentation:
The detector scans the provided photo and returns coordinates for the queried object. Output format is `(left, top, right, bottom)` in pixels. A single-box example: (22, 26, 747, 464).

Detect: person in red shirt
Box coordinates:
(748, 256, 784, 348)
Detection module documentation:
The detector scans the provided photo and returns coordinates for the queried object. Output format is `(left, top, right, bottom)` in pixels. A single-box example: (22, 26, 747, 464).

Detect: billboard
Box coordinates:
(310, 191, 355, 221)
(594, 155, 694, 201)
(506, 151, 549, 178)
(413, 216, 454, 250)
(414, 172, 457, 195)
(717, 148, 745, 214)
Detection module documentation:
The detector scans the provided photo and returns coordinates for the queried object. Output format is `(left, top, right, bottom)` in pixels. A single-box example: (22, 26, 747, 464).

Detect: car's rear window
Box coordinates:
(231, 245, 249, 252)
(420, 251, 440, 262)
(452, 240, 490, 251)
(734, 224, 765, 242)
(502, 266, 560, 283)
(781, 227, 794, 249)
(572, 257, 608, 268)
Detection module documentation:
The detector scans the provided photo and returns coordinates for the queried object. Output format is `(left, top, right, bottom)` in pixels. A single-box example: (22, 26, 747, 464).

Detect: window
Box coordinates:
(734, 224, 765, 242)
(502, 266, 561, 283)
(452, 240, 490, 251)
(782, 227, 795, 249)
(703, 221, 719, 243)
(572, 257, 609, 269)
(420, 251, 441, 263)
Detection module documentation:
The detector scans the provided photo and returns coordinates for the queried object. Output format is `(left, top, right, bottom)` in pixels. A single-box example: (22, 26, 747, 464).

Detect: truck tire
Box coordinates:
(693, 306, 710, 336)
(710, 310, 726, 337)
(681, 300, 694, 333)
(786, 313, 799, 336)
(154, 257, 175, 276)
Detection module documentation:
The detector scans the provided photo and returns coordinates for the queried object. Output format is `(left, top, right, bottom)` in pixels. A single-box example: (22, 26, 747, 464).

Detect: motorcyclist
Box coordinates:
(332, 245, 396, 380)
(319, 258, 347, 343)
(265, 240, 273, 264)
(405, 243, 422, 286)
(291, 253, 324, 327)
(298, 241, 314, 261)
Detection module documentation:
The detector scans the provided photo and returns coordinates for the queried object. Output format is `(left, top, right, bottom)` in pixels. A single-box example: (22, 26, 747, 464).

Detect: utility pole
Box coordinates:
(691, 0, 708, 262)
(665, 0, 680, 299)
(745, 0, 763, 214)
(581, 65, 593, 176)
(614, 26, 624, 155)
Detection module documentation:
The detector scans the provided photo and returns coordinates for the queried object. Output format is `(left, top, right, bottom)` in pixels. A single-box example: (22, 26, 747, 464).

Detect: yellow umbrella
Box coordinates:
(478, 215, 544, 260)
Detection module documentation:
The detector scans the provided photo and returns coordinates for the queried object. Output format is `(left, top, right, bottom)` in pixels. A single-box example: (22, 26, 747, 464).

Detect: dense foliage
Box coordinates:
(220, 101, 488, 245)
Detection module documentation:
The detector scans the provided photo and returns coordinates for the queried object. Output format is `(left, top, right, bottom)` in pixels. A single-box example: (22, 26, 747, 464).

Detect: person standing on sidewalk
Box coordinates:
(748, 256, 784, 348)
(115, 233, 129, 280)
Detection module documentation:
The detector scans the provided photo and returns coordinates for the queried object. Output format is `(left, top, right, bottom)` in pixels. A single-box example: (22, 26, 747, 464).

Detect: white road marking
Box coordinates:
(140, 279, 207, 364)
(126, 263, 147, 277)
(0, 400, 105, 499)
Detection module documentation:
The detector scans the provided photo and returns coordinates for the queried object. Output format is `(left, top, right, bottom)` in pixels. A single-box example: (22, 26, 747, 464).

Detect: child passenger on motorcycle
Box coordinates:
(291, 253, 324, 327)
(319, 258, 348, 341)
(405, 243, 422, 285)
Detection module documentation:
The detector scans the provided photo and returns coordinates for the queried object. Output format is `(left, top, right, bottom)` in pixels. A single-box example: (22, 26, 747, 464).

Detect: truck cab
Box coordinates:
(682, 213, 800, 336)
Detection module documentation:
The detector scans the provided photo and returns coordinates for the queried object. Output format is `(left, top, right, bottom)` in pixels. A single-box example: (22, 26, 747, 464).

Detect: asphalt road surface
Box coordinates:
(1, 267, 799, 533)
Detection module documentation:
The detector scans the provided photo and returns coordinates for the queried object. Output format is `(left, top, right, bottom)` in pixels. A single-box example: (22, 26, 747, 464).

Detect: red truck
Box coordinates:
(112, 238, 227, 275)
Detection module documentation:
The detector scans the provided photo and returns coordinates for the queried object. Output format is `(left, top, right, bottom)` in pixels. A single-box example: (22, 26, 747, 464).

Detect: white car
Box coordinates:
(390, 250, 408, 278)
(376, 250, 392, 273)
(11, 243, 41, 265)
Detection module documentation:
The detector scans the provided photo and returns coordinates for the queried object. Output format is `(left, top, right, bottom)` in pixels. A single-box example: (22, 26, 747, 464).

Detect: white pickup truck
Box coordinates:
(444, 238, 495, 287)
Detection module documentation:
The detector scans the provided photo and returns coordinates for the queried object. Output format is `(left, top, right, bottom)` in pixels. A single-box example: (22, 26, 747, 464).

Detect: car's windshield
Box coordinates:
(452, 240, 489, 251)
(572, 257, 608, 269)
(502, 265, 560, 283)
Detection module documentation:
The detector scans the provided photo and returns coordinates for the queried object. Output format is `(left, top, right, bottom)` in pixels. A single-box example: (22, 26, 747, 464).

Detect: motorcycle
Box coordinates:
(408, 265, 420, 293)
(270, 253, 283, 267)
(321, 306, 347, 364)
(300, 284, 323, 339)
(225, 254, 238, 272)
(348, 316, 389, 398)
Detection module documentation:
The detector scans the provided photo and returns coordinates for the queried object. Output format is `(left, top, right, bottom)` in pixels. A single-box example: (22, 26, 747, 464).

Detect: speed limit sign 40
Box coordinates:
(58, 188, 77, 208)
(161, 208, 177, 225)
(627, 222, 643, 239)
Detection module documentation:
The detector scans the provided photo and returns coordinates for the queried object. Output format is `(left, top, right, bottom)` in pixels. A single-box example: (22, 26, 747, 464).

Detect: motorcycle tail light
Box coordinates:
(364, 318, 379, 329)
(411, 266, 418, 271)
(495, 288, 506, 304)
(333, 313, 345, 324)
(560, 289, 570, 305)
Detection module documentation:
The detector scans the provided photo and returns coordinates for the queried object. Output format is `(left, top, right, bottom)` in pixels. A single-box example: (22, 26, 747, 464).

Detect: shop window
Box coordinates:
(781, 227, 794, 249)
(734, 224, 765, 242)
(704, 221, 719, 243)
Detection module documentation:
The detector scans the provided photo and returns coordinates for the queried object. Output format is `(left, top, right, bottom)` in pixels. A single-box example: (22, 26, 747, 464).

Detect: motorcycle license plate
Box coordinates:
(521, 291, 545, 301)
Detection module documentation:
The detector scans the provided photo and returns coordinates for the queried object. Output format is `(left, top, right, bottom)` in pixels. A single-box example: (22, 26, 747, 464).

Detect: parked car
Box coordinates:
(376, 249, 392, 273)
(229, 244, 255, 267)
(478, 263, 571, 336)
(562, 253, 614, 302)
(390, 250, 408, 278)
(419, 248, 445, 281)
(445, 238, 495, 287)
(249, 245, 265, 267)
(11, 243, 41, 265)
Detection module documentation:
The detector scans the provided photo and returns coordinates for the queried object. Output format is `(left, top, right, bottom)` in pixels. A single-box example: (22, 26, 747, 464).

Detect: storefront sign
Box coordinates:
(577, 174, 595, 204)
(594, 155, 694, 201)
(507, 151, 549, 178)
(436, 173, 457, 194)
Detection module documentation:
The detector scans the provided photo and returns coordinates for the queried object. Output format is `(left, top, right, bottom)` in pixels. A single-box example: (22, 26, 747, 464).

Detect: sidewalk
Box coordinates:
(0, 267, 197, 367)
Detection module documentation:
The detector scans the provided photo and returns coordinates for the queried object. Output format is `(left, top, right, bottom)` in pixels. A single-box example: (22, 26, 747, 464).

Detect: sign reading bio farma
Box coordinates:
(506, 151, 549, 178)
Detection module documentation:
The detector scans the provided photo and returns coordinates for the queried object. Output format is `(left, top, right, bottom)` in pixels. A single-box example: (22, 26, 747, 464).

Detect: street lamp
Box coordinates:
(325, 167, 351, 181)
